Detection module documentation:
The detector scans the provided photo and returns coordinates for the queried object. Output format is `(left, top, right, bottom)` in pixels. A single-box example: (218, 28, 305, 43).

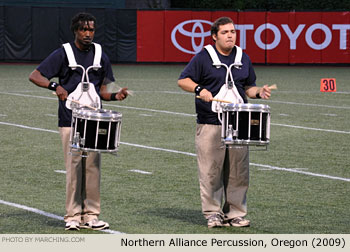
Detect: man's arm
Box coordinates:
(178, 77, 213, 102)
(99, 84, 128, 101)
(245, 85, 271, 99)
(29, 69, 68, 101)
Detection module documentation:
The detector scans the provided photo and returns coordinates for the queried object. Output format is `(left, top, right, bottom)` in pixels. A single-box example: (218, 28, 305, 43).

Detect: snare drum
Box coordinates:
(221, 103, 270, 146)
(70, 108, 122, 153)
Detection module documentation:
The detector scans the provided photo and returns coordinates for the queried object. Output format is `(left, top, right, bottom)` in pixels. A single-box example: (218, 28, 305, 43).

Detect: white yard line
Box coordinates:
(1, 91, 349, 134)
(0, 121, 59, 134)
(271, 123, 350, 134)
(250, 163, 350, 182)
(129, 169, 152, 175)
(120, 141, 197, 157)
(1, 121, 349, 183)
(0, 199, 123, 234)
(57, 168, 153, 175)
(259, 99, 350, 110)
(54, 170, 66, 174)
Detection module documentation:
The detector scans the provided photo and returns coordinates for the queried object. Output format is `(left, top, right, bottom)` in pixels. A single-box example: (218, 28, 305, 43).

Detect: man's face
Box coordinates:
(74, 21, 95, 49)
(212, 23, 236, 55)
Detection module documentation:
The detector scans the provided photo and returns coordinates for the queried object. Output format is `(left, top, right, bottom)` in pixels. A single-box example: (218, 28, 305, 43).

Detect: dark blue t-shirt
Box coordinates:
(37, 42, 115, 127)
(179, 45, 257, 125)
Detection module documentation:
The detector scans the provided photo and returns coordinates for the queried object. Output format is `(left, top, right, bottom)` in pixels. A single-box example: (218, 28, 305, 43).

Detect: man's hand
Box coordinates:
(198, 89, 213, 102)
(258, 85, 271, 99)
(55, 85, 68, 101)
(115, 87, 128, 100)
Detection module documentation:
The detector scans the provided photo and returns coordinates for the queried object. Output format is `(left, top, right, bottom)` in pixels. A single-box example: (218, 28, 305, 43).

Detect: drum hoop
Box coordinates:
(71, 146, 119, 153)
(73, 116, 122, 122)
(222, 103, 270, 113)
(73, 108, 122, 121)
(222, 139, 270, 146)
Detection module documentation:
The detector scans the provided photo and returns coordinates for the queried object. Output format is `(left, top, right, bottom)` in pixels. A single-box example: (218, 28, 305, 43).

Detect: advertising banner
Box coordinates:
(137, 10, 350, 64)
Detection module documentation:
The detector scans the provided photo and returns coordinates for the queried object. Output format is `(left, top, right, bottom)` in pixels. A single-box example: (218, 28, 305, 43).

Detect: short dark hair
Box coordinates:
(70, 12, 96, 34)
(211, 16, 234, 37)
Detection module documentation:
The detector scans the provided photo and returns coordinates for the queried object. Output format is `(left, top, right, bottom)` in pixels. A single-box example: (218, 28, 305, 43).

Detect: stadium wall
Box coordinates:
(0, 6, 136, 63)
(0, 7, 350, 64)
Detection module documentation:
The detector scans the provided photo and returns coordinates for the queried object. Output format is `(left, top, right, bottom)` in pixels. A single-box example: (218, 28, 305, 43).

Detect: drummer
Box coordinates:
(177, 16, 272, 228)
(29, 12, 128, 231)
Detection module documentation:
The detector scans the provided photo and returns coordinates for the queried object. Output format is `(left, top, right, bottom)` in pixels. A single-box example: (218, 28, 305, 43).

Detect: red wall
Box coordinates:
(137, 10, 350, 64)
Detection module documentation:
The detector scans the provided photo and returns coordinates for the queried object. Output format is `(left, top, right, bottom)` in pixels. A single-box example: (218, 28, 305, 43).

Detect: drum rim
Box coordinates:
(70, 145, 119, 153)
(73, 108, 122, 121)
(222, 139, 270, 146)
(222, 103, 270, 112)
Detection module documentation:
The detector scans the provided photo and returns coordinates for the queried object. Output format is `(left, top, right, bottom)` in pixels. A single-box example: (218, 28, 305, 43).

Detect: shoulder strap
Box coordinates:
(205, 44, 243, 69)
(62, 43, 78, 70)
(62, 42, 102, 71)
(92, 42, 102, 70)
(204, 45, 221, 68)
(233, 45, 243, 68)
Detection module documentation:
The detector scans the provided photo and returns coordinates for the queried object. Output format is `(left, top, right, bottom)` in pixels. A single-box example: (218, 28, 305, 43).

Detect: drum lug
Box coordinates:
(225, 125, 233, 142)
(72, 132, 80, 149)
(224, 124, 238, 143)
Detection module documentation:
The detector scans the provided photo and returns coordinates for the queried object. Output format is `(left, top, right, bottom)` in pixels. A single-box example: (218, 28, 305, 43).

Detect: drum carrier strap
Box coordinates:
(62, 43, 102, 110)
(63, 42, 102, 71)
(204, 44, 242, 69)
(204, 45, 244, 114)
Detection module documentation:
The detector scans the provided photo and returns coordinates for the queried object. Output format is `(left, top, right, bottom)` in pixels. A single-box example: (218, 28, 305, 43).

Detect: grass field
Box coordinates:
(0, 64, 349, 234)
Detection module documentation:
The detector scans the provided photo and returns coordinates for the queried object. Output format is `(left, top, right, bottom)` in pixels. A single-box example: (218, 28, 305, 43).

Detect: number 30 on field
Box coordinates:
(320, 78, 337, 92)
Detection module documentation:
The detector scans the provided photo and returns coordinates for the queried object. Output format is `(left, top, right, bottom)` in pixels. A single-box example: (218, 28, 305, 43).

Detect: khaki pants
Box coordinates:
(59, 127, 101, 223)
(195, 124, 249, 220)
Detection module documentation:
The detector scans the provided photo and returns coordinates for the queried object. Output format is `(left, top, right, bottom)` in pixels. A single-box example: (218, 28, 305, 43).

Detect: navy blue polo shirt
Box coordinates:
(37, 42, 115, 127)
(179, 45, 257, 125)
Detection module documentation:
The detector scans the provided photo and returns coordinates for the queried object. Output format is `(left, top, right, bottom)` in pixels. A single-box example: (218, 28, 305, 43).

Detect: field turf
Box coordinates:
(0, 64, 349, 234)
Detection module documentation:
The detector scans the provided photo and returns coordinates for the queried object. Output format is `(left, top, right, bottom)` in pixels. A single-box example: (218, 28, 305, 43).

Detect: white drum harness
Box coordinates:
(204, 44, 244, 113)
(63, 42, 102, 110)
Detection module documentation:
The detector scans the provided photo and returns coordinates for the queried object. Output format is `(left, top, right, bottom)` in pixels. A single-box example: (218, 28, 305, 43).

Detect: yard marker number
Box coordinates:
(320, 78, 337, 92)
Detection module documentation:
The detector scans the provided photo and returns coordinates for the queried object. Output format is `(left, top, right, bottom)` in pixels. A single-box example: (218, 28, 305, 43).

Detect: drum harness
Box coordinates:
(63, 42, 102, 110)
(205, 44, 244, 145)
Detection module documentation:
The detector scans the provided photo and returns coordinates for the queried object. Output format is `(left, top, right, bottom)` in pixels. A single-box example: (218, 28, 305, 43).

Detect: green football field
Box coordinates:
(0, 64, 349, 234)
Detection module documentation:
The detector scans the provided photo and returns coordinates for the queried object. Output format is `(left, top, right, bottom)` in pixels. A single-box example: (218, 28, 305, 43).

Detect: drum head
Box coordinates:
(73, 108, 122, 122)
(223, 103, 270, 112)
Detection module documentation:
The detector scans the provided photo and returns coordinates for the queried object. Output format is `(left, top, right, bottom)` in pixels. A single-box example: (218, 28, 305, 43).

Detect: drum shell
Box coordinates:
(221, 103, 270, 146)
(71, 108, 122, 152)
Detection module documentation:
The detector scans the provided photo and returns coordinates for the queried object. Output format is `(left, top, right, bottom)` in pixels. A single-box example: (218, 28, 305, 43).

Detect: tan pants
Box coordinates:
(59, 127, 101, 223)
(195, 124, 249, 220)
